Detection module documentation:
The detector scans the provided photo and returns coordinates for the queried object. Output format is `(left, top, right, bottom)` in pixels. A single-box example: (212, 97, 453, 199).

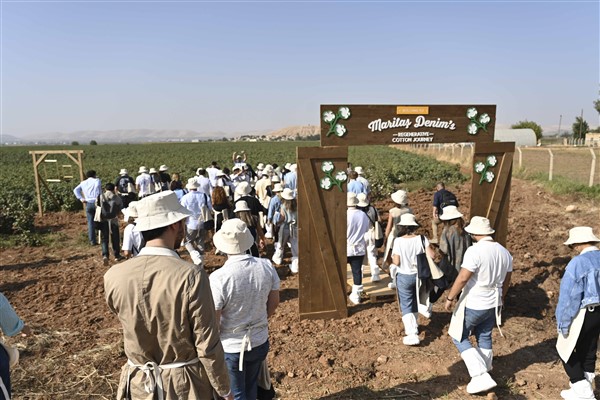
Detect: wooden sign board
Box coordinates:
(320, 105, 496, 146)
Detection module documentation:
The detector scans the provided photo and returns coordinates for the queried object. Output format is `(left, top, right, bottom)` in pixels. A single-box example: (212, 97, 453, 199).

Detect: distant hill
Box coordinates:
(267, 125, 320, 139)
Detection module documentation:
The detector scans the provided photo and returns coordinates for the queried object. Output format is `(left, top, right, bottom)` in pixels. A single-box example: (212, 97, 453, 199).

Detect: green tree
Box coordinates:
(511, 120, 543, 141)
(594, 98, 600, 115)
(71, 141, 79, 146)
(90, 140, 98, 145)
(572, 116, 589, 139)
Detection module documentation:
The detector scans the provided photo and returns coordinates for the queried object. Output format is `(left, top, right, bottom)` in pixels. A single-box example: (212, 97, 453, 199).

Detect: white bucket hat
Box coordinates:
(186, 180, 200, 190)
(271, 175, 280, 183)
(465, 216, 495, 235)
(564, 226, 600, 245)
(290, 163, 297, 172)
(281, 188, 295, 200)
(264, 164, 274, 173)
(347, 193, 358, 207)
(134, 191, 192, 232)
(149, 167, 158, 174)
(398, 213, 419, 227)
(233, 200, 251, 213)
(391, 190, 408, 206)
(272, 183, 284, 192)
(138, 166, 148, 174)
(159, 165, 169, 172)
(354, 166, 364, 175)
(257, 163, 265, 170)
(439, 205, 464, 221)
(119, 168, 128, 175)
(235, 181, 252, 196)
(213, 218, 255, 254)
(357, 193, 369, 207)
(122, 201, 139, 222)
(284, 163, 292, 170)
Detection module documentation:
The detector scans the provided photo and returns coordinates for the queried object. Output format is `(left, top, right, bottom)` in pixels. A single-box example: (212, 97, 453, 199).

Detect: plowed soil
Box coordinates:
(1, 178, 598, 399)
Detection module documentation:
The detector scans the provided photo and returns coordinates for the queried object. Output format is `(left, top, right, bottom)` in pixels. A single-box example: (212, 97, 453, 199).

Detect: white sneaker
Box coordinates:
(467, 373, 497, 394)
(561, 379, 596, 400)
(349, 292, 361, 305)
(402, 334, 420, 346)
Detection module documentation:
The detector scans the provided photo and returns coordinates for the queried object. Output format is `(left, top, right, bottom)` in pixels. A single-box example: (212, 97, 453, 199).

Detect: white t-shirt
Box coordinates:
(392, 235, 429, 275)
(209, 254, 280, 353)
(461, 237, 513, 310)
(135, 173, 152, 197)
(347, 208, 370, 256)
(122, 224, 143, 256)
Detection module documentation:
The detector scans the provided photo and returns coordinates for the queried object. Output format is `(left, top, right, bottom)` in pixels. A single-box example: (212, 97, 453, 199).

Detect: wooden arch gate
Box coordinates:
(298, 105, 514, 320)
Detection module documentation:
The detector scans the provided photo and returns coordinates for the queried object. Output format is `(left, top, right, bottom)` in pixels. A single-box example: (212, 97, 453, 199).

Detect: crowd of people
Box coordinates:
(1, 154, 597, 400)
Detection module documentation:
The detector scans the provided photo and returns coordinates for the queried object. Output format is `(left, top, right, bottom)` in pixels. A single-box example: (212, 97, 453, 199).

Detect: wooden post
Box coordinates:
(517, 147, 522, 169)
(31, 152, 44, 217)
(548, 149, 554, 181)
(590, 148, 597, 187)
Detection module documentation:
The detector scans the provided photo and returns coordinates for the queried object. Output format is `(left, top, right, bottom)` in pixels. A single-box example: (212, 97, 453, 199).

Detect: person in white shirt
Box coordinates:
(180, 181, 213, 265)
(347, 194, 370, 305)
(206, 161, 220, 188)
(121, 202, 145, 258)
(135, 166, 153, 199)
(444, 216, 512, 395)
(195, 168, 212, 196)
(73, 170, 103, 246)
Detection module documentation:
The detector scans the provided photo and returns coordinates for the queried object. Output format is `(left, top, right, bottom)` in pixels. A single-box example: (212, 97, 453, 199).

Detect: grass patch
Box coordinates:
(515, 169, 600, 199)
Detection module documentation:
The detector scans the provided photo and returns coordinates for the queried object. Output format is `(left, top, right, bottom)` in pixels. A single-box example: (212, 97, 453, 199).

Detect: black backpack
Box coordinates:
(440, 190, 458, 209)
(100, 194, 120, 220)
(117, 176, 130, 194)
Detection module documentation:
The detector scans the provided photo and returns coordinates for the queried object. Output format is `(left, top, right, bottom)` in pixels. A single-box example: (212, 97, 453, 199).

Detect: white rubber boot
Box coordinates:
(370, 264, 381, 282)
(560, 379, 597, 400)
(349, 285, 362, 305)
(289, 257, 299, 274)
(418, 303, 432, 319)
(387, 265, 398, 289)
(401, 313, 420, 346)
(460, 348, 497, 394)
(477, 347, 493, 372)
(272, 248, 283, 265)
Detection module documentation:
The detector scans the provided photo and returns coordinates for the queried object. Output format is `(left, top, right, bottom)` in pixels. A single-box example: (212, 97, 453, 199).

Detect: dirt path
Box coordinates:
(1, 178, 598, 399)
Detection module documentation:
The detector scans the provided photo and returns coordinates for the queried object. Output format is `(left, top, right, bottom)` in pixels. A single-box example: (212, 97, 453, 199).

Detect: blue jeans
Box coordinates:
(85, 202, 97, 245)
(224, 340, 270, 400)
(347, 256, 364, 285)
(396, 273, 417, 315)
(452, 307, 496, 353)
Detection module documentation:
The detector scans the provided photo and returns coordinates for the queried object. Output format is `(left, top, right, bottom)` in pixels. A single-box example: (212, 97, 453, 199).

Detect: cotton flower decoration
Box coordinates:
(474, 162, 486, 173)
(323, 111, 336, 124)
(338, 107, 351, 119)
(320, 177, 333, 190)
(479, 113, 491, 124)
(485, 171, 495, 183)
(486, 155, 497, 167)
(321, 161, 334, 173)
(466, 108, 478, 119)
(335, 124, 347, 137)
(468, 123, 479, 135)
(335, 171, 348, 181)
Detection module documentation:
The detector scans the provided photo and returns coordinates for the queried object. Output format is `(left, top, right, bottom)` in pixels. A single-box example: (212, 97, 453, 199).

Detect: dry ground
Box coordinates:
(1, 178, 599, 399)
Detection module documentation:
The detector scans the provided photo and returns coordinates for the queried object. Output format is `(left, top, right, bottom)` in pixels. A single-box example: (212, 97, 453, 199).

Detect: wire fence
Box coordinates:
(402, 144, 600, 187)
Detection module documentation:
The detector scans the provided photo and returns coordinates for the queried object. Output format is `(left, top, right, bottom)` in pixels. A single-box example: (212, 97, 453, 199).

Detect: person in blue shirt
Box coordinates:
(556, 226, 600, 400)
(73, 170, 103, 246)
(0, 292, 32, 400)
(347, 171, 366, 195)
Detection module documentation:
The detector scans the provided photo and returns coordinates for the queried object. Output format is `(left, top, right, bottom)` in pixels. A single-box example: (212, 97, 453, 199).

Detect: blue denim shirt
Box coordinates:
(556, 247, 600, 335)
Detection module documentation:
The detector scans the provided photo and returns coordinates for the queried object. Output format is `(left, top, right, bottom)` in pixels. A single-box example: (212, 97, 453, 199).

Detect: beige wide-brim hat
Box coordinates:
(213, 218, 255, 254)
(138, 166, 148, 174)
(465, 216, 495, 235)
(119, 168, 128, 175)
(284, 163, 292, 170)
(564, 226, 600, 245)
(271, 175, 280, 183)
(290, 164, 297, 172)
(122, 201, 139, 222)
(186, 179, 200, 190)
(281, 188, 295, 200)
(134, 191, 192, 232)
(149, 168, 158, 174)
(235, 181, 252, 196)
(354, 166, 364, 175)
(357, 193, 369, 207)
(391, 190, 408, 206)
(159, 165, 169, 172)
(264, 164, 274, 173)
(257, 163, 265, 170)
(347, 193, 358, 207)
(233, 200, 251, 213)
(398, 213, 419, 226)
(439, 205, 464, 221)
(272, 183, 284, 192)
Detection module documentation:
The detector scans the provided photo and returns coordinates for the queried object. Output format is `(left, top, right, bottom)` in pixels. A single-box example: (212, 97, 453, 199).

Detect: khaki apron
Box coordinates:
(124, 358, 200, 400)
(449, 286, 503, 342)
(556, 307, 589, 363)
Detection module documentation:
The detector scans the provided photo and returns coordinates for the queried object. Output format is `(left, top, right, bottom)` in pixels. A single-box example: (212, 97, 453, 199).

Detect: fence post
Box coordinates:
(517, 147, 522, 169)
(548, 149, 554, 181)
(590, 148, 597, 187)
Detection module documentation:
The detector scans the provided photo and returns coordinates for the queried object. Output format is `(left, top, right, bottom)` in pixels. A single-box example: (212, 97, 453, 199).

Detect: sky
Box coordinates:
(1, 0, 598, 139)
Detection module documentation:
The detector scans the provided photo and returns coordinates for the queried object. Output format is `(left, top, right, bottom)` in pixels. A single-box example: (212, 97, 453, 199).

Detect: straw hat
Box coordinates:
(235, 181, 252, 196)
(149, 167, 158, 174)
(272, 183, 284, 192)
(134, 191, 192, 232)
(465, 216, 495, 235)
(347, 193, 359, 207)
(354, 166, 364, 175)
(119, 168, 128, 175)
(357, 193, 369, 207)
(398, 213, 419, 226)
(439, 205, 464, 221)
(233, 200, 251, 213)
(391, 190, 408, 206)
(138, 166, 148, 174)
(564, 226, 600, 245)
(186, 180, 200, 190)
(281, 188, 295, 200)
(213, 218, 255, 254)
(159, 165, 169, 172)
